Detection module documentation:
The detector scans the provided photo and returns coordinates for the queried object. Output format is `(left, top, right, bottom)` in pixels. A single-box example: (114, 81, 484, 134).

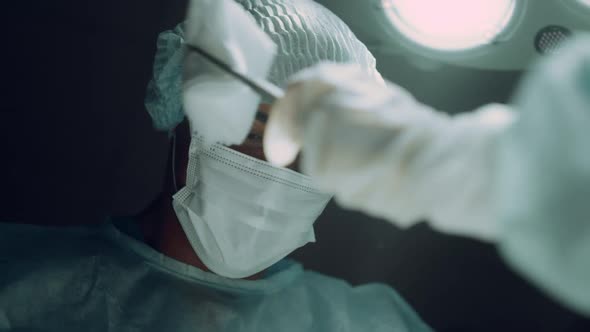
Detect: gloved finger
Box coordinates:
(263, 83, 305, 167)
(263, 78, 338, 167)
(263, 62, 375, 167)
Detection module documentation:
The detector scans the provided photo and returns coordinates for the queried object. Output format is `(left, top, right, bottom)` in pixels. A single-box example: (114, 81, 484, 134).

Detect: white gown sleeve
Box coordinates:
(267, 35, 590, 315)
(266, 63, 515, 242)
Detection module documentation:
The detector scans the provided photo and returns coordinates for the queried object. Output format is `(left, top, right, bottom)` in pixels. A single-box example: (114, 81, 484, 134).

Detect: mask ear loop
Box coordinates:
(171, 131, 179, 193)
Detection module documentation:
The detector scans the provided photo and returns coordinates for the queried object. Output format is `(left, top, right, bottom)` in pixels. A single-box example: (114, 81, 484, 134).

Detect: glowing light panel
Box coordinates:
(384, 0, 516, 51)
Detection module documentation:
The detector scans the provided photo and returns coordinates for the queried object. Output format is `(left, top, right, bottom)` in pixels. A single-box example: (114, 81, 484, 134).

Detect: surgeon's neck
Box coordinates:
(140, 194, 262, 280)
(153, 197, 211, 272)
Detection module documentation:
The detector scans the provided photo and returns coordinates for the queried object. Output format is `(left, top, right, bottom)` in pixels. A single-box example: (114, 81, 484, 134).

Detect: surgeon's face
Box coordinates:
(173, 104, 300, 192)
(230, 103, 300, 172)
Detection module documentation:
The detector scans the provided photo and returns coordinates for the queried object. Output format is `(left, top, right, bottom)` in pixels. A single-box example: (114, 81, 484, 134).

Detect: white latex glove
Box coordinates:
(183, 0, 276, 146)
(265, 63, 515, 241)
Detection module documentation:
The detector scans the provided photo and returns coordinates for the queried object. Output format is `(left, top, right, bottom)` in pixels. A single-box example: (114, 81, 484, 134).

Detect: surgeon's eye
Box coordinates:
(247, 133, 263, 141)
(255, 111, 268, 123)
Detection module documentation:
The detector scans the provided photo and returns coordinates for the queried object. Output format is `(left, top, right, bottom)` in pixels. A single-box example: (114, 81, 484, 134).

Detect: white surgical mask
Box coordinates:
(172, 136, 332, 279)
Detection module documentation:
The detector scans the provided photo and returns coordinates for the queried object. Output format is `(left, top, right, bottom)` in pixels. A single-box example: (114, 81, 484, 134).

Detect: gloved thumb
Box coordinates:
(264, 63, 344, 166)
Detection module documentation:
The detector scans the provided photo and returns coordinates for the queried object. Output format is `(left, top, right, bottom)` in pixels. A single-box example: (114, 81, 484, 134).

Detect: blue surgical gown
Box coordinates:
(0, 220, 432, 331)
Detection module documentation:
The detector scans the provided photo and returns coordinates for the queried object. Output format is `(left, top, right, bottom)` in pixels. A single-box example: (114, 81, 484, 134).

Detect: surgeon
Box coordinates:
(264, 34, 590, 316)
(0, 0, 432, 331)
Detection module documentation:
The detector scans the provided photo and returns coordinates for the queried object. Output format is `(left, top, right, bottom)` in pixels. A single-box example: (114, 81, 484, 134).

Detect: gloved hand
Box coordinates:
(265, 62, 515, 241)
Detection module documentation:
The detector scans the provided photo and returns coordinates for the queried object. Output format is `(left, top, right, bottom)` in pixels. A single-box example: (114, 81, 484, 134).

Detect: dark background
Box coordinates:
(2, 1, 589, 331)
